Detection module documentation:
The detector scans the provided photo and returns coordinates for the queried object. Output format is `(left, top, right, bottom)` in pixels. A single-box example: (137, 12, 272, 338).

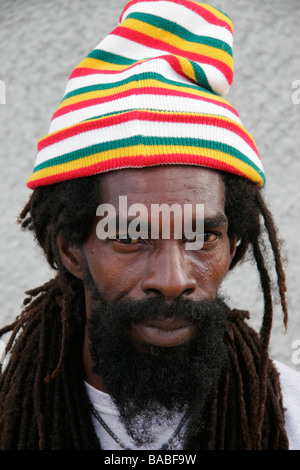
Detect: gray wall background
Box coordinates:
(0, 0, 299, 370)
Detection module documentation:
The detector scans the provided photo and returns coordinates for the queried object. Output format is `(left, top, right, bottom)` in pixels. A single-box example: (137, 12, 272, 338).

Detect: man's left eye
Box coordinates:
(203, 232, 219, 243)
(185, 232, 219, 243)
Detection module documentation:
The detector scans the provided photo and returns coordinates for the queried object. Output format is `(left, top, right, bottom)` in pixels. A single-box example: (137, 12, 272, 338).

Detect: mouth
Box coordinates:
(130, 317, 199, 348)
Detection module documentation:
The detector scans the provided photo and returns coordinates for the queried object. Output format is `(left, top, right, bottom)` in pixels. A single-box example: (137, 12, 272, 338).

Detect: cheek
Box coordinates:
(85, 247, 144, 301)
(192, 245, 232, 295)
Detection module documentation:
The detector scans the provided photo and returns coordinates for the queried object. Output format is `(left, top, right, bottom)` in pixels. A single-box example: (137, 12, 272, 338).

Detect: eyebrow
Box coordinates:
(203, 213, 228, 228)
(108, 212, 228, 230)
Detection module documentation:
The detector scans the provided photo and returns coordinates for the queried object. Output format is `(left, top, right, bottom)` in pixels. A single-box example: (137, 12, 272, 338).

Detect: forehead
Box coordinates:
(97, 165, 225, 214)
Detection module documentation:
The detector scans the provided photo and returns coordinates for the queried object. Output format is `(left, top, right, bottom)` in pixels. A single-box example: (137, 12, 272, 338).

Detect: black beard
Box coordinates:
(86, 278, 229, 447)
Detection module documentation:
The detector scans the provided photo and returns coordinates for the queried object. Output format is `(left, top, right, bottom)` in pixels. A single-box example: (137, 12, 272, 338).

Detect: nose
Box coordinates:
(141, 240, 197, 300)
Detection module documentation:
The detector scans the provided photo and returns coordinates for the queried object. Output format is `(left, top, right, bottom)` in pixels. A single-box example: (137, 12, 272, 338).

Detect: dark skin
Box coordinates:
(58, 166, 237, 392)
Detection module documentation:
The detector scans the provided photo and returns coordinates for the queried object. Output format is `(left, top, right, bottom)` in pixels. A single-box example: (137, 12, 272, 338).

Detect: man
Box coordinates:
(0, 0, 299, 450)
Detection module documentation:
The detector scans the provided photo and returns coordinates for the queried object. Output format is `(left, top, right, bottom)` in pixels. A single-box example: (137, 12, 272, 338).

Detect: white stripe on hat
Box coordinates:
(49, 93, 241, 134)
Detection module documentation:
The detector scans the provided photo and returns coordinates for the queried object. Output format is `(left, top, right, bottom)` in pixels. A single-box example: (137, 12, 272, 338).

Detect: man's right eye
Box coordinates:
(114, 236, 141, 245)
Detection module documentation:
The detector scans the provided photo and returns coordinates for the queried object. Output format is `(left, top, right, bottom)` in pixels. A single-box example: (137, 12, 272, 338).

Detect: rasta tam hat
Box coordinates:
(27, 0, 265, 189)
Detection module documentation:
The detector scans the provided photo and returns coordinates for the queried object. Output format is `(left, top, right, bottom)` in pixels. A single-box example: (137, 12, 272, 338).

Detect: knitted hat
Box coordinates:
(27, 0, 265, 189)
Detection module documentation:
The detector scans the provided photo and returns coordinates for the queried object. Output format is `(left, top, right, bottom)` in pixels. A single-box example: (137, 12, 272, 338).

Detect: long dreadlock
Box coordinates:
(0, 171, 289, 449)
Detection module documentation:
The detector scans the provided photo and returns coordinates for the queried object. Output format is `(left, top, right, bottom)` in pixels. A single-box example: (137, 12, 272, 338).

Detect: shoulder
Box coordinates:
(273, 360, 300, 450)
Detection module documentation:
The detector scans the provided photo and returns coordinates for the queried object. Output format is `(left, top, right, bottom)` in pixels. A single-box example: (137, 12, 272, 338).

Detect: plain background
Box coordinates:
(0, 0, 299, 370)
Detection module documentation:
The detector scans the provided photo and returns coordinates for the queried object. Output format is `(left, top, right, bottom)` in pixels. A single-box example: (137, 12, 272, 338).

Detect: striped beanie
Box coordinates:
(27, 0, 265, 189)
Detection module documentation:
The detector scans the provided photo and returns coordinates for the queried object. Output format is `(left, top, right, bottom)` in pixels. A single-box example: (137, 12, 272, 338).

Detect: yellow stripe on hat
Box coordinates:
(176, 56, 197, 83)
(75, 57, 137, 72)
(198, 2, 233, 31)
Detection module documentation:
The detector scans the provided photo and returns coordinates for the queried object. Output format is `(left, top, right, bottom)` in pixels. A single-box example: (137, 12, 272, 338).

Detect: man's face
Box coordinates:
(74, 165, 237, 445)
(82, 165, 236, 350)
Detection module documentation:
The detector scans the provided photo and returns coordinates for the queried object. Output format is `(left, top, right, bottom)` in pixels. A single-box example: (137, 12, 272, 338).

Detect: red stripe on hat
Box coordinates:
(114, 26, 233, 85)
(51, 86, 238, 121)
(120, 0, 233, 33)
(27, 153, 248, 189)
(69, 67, 123, 80)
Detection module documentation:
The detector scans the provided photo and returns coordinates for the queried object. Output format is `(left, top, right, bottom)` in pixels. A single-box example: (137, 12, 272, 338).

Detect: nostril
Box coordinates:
(183, 288, 195, 296)
(141, 269, 197, 299)
(144, 288, 162, 297)
(144, 286, 195, 301)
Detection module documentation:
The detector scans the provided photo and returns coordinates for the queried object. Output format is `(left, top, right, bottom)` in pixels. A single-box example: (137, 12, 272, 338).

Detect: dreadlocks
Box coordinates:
(0, 171, 289, 450)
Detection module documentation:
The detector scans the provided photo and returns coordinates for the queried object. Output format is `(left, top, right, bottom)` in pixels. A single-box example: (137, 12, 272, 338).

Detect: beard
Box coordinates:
(85, 274, 229, 447)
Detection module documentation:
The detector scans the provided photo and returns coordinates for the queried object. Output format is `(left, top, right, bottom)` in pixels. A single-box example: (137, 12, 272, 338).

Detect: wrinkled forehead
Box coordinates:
(96, 165, 225, 210)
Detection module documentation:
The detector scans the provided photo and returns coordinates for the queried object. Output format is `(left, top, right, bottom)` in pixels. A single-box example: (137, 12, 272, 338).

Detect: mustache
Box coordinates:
(88, 290, 229, 334)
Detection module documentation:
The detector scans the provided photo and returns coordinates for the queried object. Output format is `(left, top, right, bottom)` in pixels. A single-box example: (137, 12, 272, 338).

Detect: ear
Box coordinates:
(57, 234, 86, 281)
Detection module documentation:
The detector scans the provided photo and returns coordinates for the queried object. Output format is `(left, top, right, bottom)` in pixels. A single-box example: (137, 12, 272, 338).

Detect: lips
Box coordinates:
(130, 317, 198, 348)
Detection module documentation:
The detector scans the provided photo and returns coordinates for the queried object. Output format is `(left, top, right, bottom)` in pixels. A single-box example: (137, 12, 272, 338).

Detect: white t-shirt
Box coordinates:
(85, 381, 186, 450)
(273, 360, 300, 450)
(85, 360, 300, 450)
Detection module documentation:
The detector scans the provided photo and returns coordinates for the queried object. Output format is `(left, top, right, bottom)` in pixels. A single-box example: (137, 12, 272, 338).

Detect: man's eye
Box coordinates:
(203, 232, 219, 243)
(186, 232, 219, 243)
(115, 236, 140, 245)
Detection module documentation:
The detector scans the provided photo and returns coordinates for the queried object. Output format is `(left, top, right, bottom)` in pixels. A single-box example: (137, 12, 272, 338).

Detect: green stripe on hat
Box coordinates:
(88, 49, 136, 66)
